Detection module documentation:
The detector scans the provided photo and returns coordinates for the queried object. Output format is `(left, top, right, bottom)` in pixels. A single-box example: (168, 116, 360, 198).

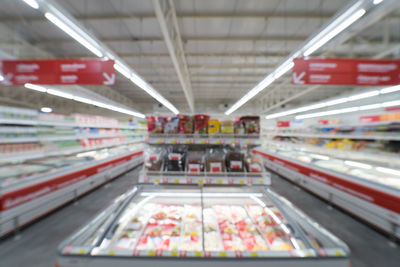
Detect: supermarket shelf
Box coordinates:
(139, 170, 270, 185)
(0, 118, 145, 130)
(253, 147, 400, 239)
(0, 138, 145, 164)
(265, 132, 400, 141)
(0, 133, 144, 144)
(148, 133, 261, 145)
(265, 140, 400, 168)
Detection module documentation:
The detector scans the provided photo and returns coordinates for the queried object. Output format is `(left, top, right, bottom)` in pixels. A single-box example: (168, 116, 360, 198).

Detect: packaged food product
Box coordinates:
(177, 114, 194, 134)
(244, 155, 263, 172)
(146, 116, 155, 133)
(208, 119, 220, 135)
(240, 116, 260, 134)
(144, 147, 165, 171)
(186, 150, 205, 173)
(150, 116, 166, 134)
(164, 116, 179, 134)
(226, 151, 244, 172)
(221, 120, 234, 134)
(234, 119, 246, 135)
(165, 146, 186, 171)
(206, 148, 226, 173)
(194, 114, 210, 134)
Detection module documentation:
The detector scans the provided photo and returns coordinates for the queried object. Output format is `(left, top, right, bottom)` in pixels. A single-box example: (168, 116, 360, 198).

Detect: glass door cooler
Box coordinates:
(56, 185, 349, 267)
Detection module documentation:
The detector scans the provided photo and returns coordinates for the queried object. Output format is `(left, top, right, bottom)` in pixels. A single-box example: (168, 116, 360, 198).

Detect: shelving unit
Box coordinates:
(0, 105, 147, 237)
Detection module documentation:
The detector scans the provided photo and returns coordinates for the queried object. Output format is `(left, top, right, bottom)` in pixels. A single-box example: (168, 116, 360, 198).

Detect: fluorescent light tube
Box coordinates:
(375, 167, 400, 176)
(344, 160, 372, 169)
(22, 0, 39, 9)
(274, 61, 294, 80)
(347, 90, 379, 101)
(304, 9, 366, 56)
(40, 107, 53, 113)
(373, 0, 384, 5)
(44, 12, 103, 57)
(358, 103, 382, 110)
(380, 85, 400, 94)
(382, 100, 400, 107)
(114, 62, 131, 79)
(47, 88, 73, 99)
(73, 95, 94, 105)
(24, 83, 47, 92)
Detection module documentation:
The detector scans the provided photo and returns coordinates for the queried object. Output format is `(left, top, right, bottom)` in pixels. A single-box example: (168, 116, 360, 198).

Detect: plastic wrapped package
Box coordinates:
(206, 148, 226, 173)
(234, 119, 246, 135)
(244, 154, 264, 172)
(177, 114, 193, 134)
(144, 147, 165, 171)
(220, 120, 234, 134)
(194, 114, 210, 134)
(240, 116, 260, 134)
(165, 146, 186, 171)
(226, 151, 245, 172)
(208, 119, 220, 135)
(186, 150, 205, 173)
(164, 116, 179, 134)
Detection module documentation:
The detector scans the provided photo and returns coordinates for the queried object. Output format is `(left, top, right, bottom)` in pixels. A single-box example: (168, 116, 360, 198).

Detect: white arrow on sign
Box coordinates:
(292, 71, 306, 84)
(103, 72, 115, 85)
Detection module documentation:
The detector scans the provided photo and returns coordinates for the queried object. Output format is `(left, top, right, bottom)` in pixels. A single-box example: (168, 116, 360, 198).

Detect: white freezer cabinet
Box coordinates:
(56, 185, 349, 267)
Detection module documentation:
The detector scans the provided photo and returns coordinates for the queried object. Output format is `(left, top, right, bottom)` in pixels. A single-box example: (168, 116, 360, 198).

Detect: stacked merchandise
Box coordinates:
(147, 114, 260, 136)
(144, 146, 264, 174)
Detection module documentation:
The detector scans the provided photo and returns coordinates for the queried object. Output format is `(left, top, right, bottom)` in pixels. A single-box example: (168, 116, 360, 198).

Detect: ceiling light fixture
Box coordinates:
(303, 8, 366, 56)
(24, 83, 47, 92)
(266, 85, 400, 120)
(225, 1, 367, 114)
(295, 100, 400, 120)
(33, 1, 179, 114)
(22, 0, 39, 9)
(44, 12, 103, 58)
(40, 107, 53, 113)
(373, 0, 384, 5)
(23, 83, 145, 118)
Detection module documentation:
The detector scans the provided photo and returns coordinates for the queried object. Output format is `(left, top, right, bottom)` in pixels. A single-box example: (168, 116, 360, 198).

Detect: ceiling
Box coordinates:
(0, 0, 399, 118)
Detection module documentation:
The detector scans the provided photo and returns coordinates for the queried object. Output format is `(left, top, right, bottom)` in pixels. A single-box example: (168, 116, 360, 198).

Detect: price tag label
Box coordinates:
(173, 179, 180, 183)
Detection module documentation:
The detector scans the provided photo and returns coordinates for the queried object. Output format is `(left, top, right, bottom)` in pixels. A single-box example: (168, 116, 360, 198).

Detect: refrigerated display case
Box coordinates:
(253, 144, 400, 239)
(56, 185, 349, 267)
(0, 143, 145, 237)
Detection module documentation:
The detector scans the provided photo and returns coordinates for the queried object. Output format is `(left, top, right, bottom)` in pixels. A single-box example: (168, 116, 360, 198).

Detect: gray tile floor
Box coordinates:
(0, 167, 399, 267)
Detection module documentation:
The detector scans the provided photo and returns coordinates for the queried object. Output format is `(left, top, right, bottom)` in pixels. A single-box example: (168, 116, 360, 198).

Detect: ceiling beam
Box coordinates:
(26, 35, 306, 45)
(153, 0, 194, 112)
(0, 12, 337, 24)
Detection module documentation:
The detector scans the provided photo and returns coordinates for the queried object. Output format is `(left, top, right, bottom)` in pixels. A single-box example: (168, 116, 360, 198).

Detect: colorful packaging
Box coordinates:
(178, 115, 194, 134)
(240, 116, 260, 134)
(208, 119, 220, 135)
(164, 116, 179, 134)
(234, 119, 246, 135)
(221, 120, 234, 134)
(194, 114, 210, 134)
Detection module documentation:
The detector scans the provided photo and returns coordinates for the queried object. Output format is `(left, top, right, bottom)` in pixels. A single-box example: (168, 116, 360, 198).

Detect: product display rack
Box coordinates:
(0, 105, 147, 238)
(56, 185, 349, 267)
(55, 114, 350, 267)
(253, 145, 400, 239)
(148, 133, 261, 147)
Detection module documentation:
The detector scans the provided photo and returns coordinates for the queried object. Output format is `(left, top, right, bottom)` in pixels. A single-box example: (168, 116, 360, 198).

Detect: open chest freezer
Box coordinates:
(56, 185, 349, 267)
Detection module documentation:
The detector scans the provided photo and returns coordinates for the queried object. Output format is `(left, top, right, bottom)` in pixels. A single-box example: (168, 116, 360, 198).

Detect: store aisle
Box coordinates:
(0, 166, 141, 267)
(269, 173, 400, 267)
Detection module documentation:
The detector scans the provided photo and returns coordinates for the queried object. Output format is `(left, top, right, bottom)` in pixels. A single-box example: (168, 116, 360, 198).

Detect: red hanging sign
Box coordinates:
(1, 59, 115, 85)
(292, 57, 400, 86)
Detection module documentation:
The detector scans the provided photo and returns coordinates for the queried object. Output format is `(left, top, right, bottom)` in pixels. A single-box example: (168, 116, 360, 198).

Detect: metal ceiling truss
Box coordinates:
(153, 0, 195, 112)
